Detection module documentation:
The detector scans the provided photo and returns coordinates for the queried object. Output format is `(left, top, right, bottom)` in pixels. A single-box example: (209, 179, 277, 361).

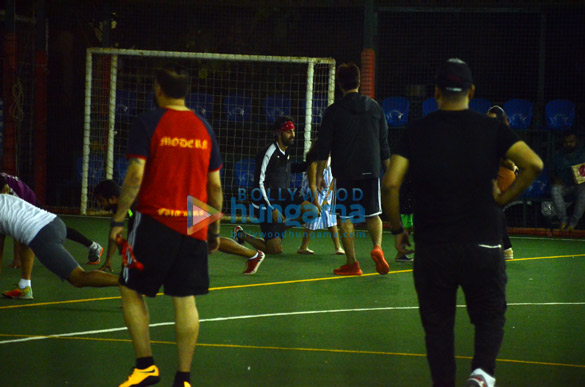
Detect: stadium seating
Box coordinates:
(75, 155, 105, 186)
(302, 96, 328, 125)
(381, 96, 409, 127)
(225, 93, 252, 122)
(422, 97, 438, 116)
(185, 93, 214, 119)
(115, 90, 137, 121)
(545, 99, 575, 130)
(115, 156, 128, 186)
(521, 168, 550, 198)
(503, 99, 533, 130)
(469, 97, 492, 115)
(263, 94, 291, 123)
(234, 158, 256, 188)
(291, 172, 303, 189)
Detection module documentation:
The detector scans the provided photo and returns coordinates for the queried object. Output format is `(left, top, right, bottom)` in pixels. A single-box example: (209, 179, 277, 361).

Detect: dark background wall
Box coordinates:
(2, 0, 584, 209)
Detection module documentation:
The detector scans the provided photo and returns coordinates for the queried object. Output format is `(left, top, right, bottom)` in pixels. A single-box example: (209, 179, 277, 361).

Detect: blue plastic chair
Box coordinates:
(422, 98, 438, 116)
(264, 95, 291, 123)
(234, 158, 256, 188)
(381, 97, 409, 127)
(545, 99, 575, 130)
(469, 98, 492, 115)
(290, 172, 303, 189)
(115, 156, 128, 186)
(76, 155, 105, 186)
(302, 96, 328, 125)
(521, 169, 550, 198)
(115, 90, 137, 121)
(185, 93, 214, 119)
(503, 99, 533, 130)
(225, 93, 252, 122)
(145, 92, 157, 111)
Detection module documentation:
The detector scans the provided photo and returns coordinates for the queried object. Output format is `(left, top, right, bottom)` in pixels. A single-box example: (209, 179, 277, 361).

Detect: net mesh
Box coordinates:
(83, 50, 334, 214)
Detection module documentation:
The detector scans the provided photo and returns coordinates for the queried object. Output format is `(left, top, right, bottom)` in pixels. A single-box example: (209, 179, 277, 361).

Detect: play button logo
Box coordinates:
(187, 195, 223, 235)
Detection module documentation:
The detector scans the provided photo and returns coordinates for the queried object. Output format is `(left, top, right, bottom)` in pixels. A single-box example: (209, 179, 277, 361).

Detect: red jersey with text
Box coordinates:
(127, 108, 222, 240)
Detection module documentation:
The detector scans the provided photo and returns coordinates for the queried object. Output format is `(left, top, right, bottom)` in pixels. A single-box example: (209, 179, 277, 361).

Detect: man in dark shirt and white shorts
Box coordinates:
(316, 63, 391, 276)
(382, 58, 543, 387)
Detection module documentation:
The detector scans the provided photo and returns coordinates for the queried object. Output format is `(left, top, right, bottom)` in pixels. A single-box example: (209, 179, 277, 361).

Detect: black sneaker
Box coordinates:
(395, 254, 413, 263)
(233, 225, 245, 245)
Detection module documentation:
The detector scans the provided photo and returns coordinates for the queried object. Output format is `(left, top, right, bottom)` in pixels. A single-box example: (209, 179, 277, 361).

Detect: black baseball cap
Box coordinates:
(436, 58, 473, 92)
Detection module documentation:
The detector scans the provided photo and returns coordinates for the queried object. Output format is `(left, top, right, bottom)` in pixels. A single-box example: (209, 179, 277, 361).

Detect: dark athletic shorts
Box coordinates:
(335, 178, 382, 221)
(119, 212, 209, 298)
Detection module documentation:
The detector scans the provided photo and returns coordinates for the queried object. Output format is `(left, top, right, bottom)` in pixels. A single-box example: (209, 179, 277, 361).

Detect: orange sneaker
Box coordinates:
(333, 262, 362, 276)
(243, 251, 265, 275)
(371, 246, 389, 275)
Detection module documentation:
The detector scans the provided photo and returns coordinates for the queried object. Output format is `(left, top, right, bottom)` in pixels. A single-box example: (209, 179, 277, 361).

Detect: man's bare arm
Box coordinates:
(206, 170, 223, 253)
(112, 158, 145, 223)
(496, 141, 544, 206)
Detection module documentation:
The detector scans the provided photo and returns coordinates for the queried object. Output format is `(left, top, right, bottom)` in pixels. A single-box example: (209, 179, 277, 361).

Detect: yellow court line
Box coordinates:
(0, 270, 411, 310)
(0, 333, 583, 370)
(511, 253, 585, 262)
(1, 253, 583, 310)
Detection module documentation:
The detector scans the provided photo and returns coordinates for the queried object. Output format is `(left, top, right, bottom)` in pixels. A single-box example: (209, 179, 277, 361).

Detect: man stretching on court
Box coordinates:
(110, 63, 223, 387)
(94, 179, 264, 275)
(234, 116, 318, 258)
(0, 194, 119, 299)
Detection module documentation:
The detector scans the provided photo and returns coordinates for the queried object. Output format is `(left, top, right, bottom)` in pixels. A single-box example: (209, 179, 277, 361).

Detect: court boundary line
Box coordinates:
(1, 301, 584, 344)
(1, 302, 584, 370)
(1, 253, 584, 310)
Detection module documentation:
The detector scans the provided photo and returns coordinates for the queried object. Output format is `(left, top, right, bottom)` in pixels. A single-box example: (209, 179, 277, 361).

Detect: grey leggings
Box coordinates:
(28, 218, 80, 280)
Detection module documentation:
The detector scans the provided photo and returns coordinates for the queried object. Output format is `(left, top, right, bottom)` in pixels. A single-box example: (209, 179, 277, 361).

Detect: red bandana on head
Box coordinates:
(278, 121, 295, 132)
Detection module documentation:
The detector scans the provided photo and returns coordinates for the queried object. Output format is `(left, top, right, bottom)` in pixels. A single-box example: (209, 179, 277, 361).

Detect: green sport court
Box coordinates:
(0, 215, 584, 386)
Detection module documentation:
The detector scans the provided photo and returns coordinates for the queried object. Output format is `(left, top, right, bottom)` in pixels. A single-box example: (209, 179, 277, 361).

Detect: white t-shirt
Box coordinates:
(0, 194, 56, 245)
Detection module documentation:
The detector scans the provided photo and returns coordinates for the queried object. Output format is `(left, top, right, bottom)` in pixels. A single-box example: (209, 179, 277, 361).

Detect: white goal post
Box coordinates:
(81, 47, 336, 214)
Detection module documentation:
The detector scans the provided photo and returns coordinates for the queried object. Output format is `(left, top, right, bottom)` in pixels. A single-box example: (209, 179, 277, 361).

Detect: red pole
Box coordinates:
(34, 50, 48, 204)
(2, 32, 18, 175)
(361, 48, 376, 99)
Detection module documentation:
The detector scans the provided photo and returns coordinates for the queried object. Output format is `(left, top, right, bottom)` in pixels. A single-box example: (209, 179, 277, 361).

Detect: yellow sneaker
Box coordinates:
(2, 285, 33, 300)
(119, 365, 160, 387)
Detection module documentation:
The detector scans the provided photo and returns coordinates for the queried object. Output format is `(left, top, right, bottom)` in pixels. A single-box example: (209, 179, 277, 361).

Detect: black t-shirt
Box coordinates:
(394, 109, 520, 245)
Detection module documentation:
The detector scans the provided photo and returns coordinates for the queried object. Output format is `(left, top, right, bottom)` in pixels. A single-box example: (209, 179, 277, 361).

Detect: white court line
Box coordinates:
(511, 236, 585, 242)
(1, 302, 584, 345)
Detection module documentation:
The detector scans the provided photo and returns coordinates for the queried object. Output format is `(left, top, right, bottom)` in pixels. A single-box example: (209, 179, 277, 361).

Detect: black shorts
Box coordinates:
(253, 188, 305, 241)
(119, 212, 209, 297)
(334, 178, 382, 221)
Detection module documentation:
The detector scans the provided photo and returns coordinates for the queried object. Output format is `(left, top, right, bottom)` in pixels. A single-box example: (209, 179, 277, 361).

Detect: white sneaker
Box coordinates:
(465, 368, 496, 387)
(87, 242, 103, 264)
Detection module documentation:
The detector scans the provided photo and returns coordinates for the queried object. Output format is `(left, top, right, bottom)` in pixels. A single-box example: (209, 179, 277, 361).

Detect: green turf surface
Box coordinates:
(0, 216, 584, 386)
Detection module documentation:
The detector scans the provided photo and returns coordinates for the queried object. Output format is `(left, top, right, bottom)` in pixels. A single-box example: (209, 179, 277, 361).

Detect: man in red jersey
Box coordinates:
(110, 64, 223, 387)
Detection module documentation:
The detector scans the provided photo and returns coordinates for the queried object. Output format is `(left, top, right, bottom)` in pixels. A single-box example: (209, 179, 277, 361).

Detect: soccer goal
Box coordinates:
(81, 47, 336, 214)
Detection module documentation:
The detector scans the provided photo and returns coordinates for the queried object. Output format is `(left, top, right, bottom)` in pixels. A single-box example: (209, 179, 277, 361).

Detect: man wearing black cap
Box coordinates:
(382, 58, 543, 387)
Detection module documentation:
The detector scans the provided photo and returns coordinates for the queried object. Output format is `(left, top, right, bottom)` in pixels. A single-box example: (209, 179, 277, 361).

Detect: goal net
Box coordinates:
(81, 48, 335, 215)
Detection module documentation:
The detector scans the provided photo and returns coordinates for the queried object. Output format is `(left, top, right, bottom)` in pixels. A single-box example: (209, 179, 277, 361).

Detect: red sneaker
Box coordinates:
(333, 262, 362, 276)
(243, 251, 265, 275)
(371, 246, 389, 275)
